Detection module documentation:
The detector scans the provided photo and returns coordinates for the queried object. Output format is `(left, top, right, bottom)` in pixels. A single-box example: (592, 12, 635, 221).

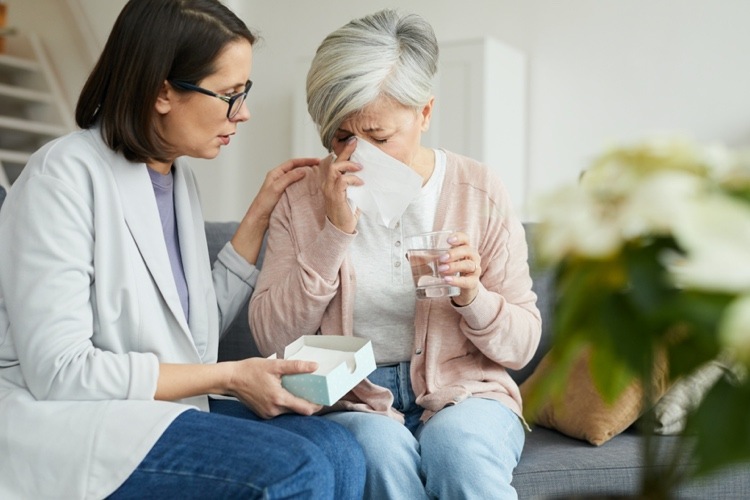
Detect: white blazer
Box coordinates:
(0, 128, 257, 499)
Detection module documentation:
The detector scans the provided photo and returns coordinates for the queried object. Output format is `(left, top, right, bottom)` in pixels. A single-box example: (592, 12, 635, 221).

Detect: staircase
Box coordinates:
(0, 31, 74, 188)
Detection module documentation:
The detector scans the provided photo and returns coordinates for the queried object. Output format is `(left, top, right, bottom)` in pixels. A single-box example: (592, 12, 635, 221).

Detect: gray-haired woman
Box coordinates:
(250, 9, 541, 499)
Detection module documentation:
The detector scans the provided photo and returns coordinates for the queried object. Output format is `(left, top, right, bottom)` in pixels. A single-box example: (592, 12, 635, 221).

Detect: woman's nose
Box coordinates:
(231, 101, 251, 123)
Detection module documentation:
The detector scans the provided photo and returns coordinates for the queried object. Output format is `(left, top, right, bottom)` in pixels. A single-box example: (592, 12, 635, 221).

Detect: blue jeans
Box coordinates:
(110, 398, 365, 499)
(324, 362, 525, 500)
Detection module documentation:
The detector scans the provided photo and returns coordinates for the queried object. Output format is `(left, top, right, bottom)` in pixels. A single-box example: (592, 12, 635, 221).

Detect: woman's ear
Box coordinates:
(154, 80, 173, 115)
(420, 96, 435, 132)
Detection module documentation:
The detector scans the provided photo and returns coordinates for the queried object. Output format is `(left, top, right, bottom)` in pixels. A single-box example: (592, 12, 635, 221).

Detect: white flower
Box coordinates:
(669, 193, 750, 293)
(533, 151, 707, 263)
(534, 136, 750, 295)
(583, 136, 709, 192)
(616, 170, 703, 239)
(701, 143, 736, 178)
(533, 186, 622, 262)
(716, 149, 750, 190)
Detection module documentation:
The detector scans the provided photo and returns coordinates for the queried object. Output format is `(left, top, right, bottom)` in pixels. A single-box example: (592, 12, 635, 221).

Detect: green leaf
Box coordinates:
(521, 340, 588, 419)
(623, 237, 678, 315)
(667, 338, 717, 381)
(689, 377, 750, 476)
(589, 346, 636, 404)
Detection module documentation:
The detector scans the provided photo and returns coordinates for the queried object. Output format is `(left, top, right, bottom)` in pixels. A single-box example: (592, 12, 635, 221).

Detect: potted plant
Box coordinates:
(528, 137, 750, 496)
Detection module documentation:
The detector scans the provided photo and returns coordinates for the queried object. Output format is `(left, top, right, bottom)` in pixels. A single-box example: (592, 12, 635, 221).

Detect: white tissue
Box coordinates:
(347, 138, 423, 228)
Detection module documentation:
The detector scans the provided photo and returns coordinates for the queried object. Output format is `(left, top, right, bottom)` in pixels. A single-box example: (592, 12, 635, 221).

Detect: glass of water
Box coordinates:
(404, 230, 460, 300)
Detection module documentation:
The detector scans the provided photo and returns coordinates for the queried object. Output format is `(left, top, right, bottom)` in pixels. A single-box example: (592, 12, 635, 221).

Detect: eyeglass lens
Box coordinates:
(228, 93, 246, 119)
(227, 81, 252, 119)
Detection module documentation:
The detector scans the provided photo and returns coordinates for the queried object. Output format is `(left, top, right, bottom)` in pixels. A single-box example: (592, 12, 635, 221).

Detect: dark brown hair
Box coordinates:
(75, 0, 256, 163)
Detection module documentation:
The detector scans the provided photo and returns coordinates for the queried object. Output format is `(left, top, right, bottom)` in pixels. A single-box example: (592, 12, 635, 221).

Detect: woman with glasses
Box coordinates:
(0, 0, 364, 498)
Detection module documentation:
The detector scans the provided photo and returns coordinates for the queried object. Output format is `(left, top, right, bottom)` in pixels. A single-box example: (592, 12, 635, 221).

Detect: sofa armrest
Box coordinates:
(507, 223, 556, 385)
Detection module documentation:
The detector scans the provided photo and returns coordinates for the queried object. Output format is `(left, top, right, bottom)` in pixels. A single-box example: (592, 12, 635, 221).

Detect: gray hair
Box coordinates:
(306, 9, 439, 151)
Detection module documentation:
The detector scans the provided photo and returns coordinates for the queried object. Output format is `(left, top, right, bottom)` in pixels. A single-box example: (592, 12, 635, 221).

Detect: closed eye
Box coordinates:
(333, 134, 388, 145)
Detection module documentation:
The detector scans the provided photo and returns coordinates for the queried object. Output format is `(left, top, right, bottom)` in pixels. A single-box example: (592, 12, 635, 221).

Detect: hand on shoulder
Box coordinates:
(231, 158, 318, 263)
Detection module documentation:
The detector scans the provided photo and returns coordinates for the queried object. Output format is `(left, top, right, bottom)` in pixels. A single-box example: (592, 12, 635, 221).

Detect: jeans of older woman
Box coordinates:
(110, 398, 366, 499)
(324, 362, 525, 500)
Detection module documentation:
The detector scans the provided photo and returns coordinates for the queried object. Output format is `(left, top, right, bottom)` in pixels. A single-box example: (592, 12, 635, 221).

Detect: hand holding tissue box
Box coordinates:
(347, 138, 423, 229)
(274, 336, 376, 406)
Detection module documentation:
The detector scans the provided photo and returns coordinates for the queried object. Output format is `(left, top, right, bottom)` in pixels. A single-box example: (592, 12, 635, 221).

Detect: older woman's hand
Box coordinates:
(316, 137, 363, 234)
(438, 231, 481, 307)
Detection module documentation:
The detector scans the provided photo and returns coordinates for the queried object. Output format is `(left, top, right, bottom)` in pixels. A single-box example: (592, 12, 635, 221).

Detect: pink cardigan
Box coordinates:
(249, 150, 541, 422)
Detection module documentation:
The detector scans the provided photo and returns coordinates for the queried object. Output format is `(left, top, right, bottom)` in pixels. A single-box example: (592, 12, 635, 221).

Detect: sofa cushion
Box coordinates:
(513, 425, 750, 497)
(513, 426, 651, 495)
(653, 359, 736, 435)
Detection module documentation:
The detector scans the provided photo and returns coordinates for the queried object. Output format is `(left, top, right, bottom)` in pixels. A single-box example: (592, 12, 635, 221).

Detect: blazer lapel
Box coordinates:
(173, 162, 213, 358)
(110, 158, 191, 336)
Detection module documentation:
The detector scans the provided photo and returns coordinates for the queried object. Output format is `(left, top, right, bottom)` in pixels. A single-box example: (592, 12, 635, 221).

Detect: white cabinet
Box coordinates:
(0, 32, 73, 188)
(425, 37, 527, 218)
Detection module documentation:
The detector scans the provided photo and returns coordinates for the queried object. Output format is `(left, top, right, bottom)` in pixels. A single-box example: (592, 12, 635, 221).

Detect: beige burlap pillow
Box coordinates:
(520, 349, 670, 446)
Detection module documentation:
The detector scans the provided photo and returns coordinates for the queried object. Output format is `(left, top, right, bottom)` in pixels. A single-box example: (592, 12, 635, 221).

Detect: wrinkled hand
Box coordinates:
(438, 231, 482, 306)
(315, 138, 362, 234)
(228, 357, 323, 419)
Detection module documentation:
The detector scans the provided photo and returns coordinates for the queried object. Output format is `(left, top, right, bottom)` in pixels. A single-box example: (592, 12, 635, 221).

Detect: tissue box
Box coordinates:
(280, 336, 376, 406)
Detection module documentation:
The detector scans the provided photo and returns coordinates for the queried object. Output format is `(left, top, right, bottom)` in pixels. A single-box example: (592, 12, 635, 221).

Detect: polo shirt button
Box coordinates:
(415, 348, 423, 355)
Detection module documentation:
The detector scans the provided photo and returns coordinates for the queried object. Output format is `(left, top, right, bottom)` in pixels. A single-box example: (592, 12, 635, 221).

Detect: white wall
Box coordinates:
(528, 1, 750, 205)
(6, 0, 750, 221)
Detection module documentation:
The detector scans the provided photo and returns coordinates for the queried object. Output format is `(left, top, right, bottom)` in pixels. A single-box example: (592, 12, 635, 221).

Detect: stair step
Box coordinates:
(0, 82, 55, 103)
(0, 115, 68, 136)
(0, 53, 41, 73)
(0, 148, 32, 164)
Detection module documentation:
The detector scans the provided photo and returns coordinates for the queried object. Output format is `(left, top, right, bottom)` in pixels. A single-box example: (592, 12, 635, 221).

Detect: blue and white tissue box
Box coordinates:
(278, 336, 376, 406)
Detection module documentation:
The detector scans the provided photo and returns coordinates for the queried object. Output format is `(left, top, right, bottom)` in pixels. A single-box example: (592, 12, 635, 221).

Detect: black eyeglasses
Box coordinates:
(169, 79, 252, 119)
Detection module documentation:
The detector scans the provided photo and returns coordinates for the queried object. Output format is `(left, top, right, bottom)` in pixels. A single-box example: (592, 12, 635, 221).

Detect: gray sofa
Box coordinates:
(205, 219, 750, 499)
